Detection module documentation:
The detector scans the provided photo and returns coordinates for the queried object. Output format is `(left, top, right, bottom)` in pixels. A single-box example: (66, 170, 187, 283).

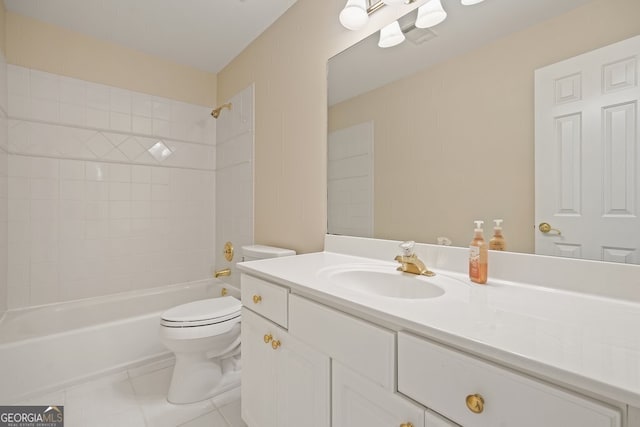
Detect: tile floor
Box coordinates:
(14, 358, 247, 427)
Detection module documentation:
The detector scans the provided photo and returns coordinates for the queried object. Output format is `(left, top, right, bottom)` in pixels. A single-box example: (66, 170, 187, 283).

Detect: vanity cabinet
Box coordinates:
(288, 293, 395, 390)
(289, 293, 459, 427)
(398, 332, 622, 427)
(333, 360, 459, 427)
(241, 272, 627, 427)
(241, 279, 330, 427)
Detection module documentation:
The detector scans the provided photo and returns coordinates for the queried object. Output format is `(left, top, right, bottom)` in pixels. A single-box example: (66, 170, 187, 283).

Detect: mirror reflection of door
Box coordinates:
(328, 121, 374, 237)
(535, 35, 640, 264)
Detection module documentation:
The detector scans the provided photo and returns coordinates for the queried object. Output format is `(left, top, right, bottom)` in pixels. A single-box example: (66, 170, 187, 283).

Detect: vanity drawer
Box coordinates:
(241, 274, 288, 328)
(398, 332, 621, 427)
(289, 294, 395, 390)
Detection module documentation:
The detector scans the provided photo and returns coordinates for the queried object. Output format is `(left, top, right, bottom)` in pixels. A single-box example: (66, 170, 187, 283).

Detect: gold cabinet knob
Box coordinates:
(271, 339, 281, 350)
(466, 393, 485, 414)
(400, 423, 414, 427)
(221, 287, 228, 296)
(538, 222, 562, 235)
(252, 295, 262, 304)
(263, 333, 273, 344)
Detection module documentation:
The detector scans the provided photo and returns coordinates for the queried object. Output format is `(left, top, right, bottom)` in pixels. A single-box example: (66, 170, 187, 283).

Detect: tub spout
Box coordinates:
(214, 268, 231, 278)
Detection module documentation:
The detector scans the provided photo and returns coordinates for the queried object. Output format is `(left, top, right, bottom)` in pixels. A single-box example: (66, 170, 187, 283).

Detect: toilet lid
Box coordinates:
(161, 296, 241, 324)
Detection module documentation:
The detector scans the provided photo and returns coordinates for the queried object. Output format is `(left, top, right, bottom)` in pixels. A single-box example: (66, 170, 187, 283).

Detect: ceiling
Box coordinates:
(4, 0, 298, 73)
(329, 0, 594, 105)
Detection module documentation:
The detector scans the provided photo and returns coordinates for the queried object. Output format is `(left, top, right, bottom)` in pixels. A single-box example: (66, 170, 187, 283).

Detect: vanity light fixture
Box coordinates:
(339, 0, 369, 31)
(342, 0, 483, 48)
(378, 20, 406, 48)
(339, 0, 414, 31)
(415, 0, 447, 28)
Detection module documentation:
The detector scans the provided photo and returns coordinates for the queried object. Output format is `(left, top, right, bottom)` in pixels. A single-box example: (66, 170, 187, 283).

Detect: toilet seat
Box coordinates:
(161, 296, 241, 328)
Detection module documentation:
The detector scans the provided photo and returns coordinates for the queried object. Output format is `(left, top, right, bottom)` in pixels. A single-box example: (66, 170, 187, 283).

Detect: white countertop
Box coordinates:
(237, 250, 640, 407)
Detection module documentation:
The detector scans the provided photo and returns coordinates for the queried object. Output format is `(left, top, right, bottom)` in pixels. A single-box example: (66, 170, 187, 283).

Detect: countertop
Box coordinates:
(237, 251, 640, 407)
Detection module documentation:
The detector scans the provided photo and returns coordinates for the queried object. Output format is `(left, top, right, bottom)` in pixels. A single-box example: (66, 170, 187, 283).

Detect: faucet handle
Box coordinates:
(399, 241, 415, 256)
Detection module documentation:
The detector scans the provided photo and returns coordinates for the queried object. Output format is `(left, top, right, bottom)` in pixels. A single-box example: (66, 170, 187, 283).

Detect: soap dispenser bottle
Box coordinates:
(469, 220, 488, 284)
(489, 219, 506, 251)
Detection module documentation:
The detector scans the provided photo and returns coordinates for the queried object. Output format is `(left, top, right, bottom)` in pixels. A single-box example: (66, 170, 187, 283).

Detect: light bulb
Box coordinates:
(461, 0, 485, 5)
(339, 0, 369, 31)
(378, 21, 405, 48)
(415, 0, 447, 28)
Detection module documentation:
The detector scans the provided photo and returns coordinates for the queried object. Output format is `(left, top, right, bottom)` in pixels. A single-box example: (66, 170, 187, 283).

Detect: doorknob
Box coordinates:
(539, 222, 562, 236)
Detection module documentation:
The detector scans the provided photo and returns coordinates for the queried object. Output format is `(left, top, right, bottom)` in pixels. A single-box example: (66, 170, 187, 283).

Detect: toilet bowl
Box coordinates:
(160, 296, 242, 404)
(160, 245, 295, 404)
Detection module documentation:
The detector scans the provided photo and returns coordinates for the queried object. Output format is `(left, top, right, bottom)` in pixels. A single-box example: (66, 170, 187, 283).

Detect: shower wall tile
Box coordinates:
(8, 65, 216, 146)
(6, 67, 217, 309)
(7, 156, 216, 308)
(7, 119, 215, 170)
(215, 85, 254, 288)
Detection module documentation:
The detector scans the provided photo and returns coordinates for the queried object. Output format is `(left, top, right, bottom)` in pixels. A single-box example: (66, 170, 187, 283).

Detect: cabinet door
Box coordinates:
(242, 307, 330, 427)
(241, 308, 279, 427)
(276, 331, 331, 427)
(333, 360, 425, 427)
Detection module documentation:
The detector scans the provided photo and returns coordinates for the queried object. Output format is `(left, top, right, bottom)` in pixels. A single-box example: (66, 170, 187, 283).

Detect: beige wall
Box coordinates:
(217, 0, 331, 254)
(0, 2, 6, 55)
(329, 0, 640, 253)
(217, 0, 427, 253)
(6, 12, 216, 106)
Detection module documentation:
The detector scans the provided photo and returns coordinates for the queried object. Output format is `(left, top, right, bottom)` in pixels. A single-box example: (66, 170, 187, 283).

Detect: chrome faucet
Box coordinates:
(394, 241, 435, 277)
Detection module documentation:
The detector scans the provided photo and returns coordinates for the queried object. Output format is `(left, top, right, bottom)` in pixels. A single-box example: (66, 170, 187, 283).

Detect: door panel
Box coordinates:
(332, 360, 424, 427)
(535, 35, 640, 263)
(276, 332, 330, 427)
(241, 308, 278, 427)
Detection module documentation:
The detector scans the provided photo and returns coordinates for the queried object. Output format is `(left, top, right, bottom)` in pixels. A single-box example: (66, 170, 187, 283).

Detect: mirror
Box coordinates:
(327, 0, 640, 261)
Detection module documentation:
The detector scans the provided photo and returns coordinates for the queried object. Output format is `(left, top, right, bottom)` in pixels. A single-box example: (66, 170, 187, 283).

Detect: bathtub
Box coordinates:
(0, 279, 239, 402)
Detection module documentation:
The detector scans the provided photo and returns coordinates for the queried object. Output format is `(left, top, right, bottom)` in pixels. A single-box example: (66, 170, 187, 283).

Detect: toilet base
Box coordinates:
(167, 353, 241, 404)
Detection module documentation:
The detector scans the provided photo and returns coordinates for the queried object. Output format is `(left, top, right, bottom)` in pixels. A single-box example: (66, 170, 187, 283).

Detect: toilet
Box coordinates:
(242, 244, 296, 262)
(159, 244, 295, 404)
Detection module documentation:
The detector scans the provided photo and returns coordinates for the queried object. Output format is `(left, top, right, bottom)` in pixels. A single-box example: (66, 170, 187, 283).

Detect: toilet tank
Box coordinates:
(241, 245, 296, 262)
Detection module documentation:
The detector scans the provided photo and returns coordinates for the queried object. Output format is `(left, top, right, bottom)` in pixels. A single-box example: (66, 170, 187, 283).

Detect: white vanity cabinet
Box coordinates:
(288, 293, 459, 427)
(240, 276, 330, 427)
(333, 360, 459, 427)
(398, 332, 622, 427)
(241, 272, 629, 427)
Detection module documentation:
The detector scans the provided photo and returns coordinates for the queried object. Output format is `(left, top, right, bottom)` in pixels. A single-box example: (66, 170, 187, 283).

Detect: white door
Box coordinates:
(276, 330, 330, 427)
(535, 35, 640, 263)
(332, 361, 425, 427)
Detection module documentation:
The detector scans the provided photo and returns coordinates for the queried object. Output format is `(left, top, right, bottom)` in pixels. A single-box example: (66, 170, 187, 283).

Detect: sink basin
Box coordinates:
(318, 264, 445, 299)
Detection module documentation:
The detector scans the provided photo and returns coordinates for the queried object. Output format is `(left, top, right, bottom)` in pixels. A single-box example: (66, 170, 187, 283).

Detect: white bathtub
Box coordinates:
(0, 279, 238, 402)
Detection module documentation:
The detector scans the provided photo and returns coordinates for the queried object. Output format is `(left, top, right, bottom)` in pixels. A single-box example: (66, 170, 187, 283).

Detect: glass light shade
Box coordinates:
(461, 0, 485, 5)
(378, 20, 405, 48)
(339, 0, 369, 31)
(415, 0, 447, 28)
(382, 0, 406, 5)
